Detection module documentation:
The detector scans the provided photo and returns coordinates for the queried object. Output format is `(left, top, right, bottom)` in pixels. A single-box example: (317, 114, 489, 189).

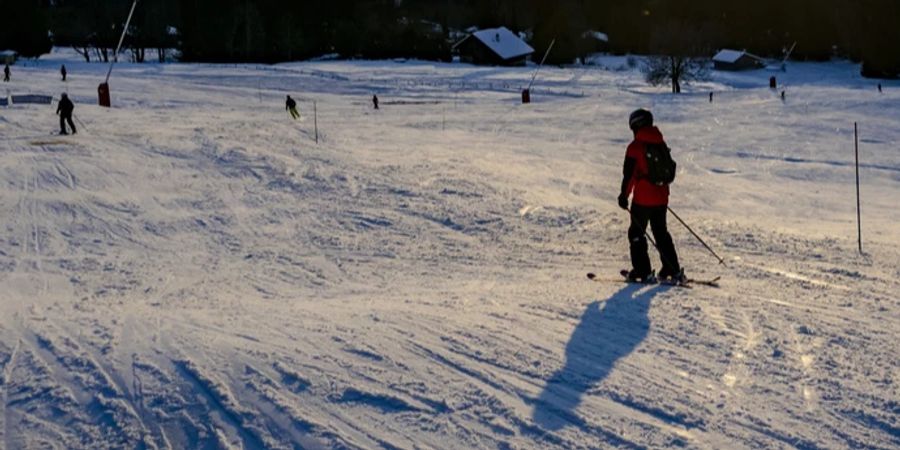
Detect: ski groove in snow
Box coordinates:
(1, 51, 898, 448)
(0, 340, 21, 450)
(172, 358, 269, 450)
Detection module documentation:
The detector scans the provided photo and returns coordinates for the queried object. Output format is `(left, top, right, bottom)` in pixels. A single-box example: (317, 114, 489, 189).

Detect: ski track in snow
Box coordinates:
(0, 50, 898, 448)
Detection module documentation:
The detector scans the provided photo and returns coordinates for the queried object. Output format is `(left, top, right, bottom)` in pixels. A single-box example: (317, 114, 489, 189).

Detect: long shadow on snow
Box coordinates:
(532, 283, 666, 431)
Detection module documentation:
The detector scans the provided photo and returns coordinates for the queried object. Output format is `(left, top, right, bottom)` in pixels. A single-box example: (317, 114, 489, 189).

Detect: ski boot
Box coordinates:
(659, 267, 686, 285)
(623, 269, 657, 284)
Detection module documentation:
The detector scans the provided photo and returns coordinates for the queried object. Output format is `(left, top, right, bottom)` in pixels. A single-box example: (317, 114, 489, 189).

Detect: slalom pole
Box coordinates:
(855, 122, 862, 254)
(527, 39, 556, 92)
(106, 0, 139, 84)
(666, 206, 728, 267)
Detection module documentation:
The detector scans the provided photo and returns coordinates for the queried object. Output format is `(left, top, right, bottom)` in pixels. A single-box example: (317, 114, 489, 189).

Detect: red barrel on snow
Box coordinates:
(98, 82, 111, 107)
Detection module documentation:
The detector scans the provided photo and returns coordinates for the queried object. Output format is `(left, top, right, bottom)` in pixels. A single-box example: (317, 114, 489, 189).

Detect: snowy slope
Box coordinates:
(0, 50, 898, 449)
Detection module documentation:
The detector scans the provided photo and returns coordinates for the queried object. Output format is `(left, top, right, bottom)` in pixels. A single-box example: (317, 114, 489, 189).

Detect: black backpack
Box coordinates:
(644, 143, 676, 185)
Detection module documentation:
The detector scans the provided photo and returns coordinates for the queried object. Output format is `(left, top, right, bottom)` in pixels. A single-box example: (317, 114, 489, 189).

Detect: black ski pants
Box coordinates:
(60, 114, 76, 134)
(628, 204, 679, 276)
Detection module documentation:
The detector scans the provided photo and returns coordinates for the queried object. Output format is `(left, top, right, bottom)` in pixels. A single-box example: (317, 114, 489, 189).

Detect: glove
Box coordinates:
(617, 193, 629, 210)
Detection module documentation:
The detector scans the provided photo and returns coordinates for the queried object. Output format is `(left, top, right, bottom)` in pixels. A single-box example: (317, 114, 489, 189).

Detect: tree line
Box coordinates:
(2, 0, 898, 77)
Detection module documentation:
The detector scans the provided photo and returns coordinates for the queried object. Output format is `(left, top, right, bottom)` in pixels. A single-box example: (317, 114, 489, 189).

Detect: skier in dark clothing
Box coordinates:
(618, 109, 682, 283)
(57, 93, 76, 135)
(61, 64, 67, 81)
(372, 94, 379, 110)
(3, 64, 9, 82)
(285, 95, 299, 119)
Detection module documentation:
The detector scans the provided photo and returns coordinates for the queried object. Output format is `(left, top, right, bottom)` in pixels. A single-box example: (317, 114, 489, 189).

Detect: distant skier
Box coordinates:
(57, 93, 76, 135)
(373, 94, 379, 110)
(61, 64, 67, 82)
(618, 109, 682, 283)
(877, 83, 882, 93)
(3, 64, 9, 82)
(285, 95, 299, 119)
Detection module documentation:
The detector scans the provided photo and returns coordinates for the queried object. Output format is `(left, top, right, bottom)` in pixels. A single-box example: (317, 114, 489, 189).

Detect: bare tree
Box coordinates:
(643, 20, 713, 93)
(73, 45, 91, 62)
(644, 55, 709, 93)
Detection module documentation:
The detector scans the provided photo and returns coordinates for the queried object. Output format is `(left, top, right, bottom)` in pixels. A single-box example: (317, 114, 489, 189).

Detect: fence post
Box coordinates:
(855, 122, 862, 254)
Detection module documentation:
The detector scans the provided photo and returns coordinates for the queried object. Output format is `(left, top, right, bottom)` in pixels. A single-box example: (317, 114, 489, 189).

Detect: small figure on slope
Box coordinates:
(372, 94, 379, 110)
(3, 64, 9, 82)
(57, 93, 76, 135)
(61, 64, 67, 82)
(618, 109, 682, 283)
(286, 95, 300, 119)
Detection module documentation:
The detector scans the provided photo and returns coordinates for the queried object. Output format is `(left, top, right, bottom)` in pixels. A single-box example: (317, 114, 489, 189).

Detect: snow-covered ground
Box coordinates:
(1, 49, 898, 449)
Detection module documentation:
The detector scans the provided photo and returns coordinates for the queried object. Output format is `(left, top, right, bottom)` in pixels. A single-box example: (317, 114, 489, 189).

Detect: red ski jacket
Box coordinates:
(622, 126, 670, 207)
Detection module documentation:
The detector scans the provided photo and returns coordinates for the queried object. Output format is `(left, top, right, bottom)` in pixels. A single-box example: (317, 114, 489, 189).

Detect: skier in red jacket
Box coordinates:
(618, 109, 682, 283)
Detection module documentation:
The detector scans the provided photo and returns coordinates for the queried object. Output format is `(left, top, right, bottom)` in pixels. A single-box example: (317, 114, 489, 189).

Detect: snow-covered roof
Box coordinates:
(583, 31, 609, 43)
(0, 50, 18, 56)
(714, 49, 764, 64)
(466, 27, 534, 60)
(713, 49, 744, 63)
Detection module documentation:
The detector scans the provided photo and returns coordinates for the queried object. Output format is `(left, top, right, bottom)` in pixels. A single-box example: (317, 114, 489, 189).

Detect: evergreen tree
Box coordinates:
(29, 0, 900, 69)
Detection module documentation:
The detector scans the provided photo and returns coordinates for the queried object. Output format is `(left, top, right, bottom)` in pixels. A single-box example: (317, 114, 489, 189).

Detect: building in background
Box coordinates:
(713, 49, 766, 71)
(0, 50, 18, 65)
(453, 27, 534, 66)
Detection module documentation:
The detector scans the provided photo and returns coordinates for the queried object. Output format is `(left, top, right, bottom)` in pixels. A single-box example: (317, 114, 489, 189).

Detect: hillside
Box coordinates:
(0, 51, 898, 449)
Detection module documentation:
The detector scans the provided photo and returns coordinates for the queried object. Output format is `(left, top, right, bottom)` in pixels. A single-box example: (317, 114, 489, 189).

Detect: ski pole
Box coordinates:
(666, 206, 728, 267)
(73, 113, 88, 133)
(628, 208, 659, 248)
(627, 207, 680, 275)
(52, 97, 89, 134)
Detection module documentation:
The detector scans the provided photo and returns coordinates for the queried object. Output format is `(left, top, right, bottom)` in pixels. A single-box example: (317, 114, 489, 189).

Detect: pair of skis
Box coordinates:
(586, 270, 720, 288)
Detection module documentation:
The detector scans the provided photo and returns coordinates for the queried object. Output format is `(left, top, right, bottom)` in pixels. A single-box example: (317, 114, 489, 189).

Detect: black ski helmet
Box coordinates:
(629, 108, 653, 131)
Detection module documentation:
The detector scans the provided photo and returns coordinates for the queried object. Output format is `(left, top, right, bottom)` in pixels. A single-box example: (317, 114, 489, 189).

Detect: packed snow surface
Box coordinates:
(1, 49, 899, 449)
